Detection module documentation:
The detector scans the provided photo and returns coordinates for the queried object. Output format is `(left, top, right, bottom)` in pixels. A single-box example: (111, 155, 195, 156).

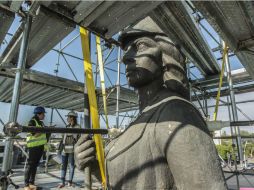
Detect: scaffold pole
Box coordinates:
(223, 41, 243, 163)
(116, 46, 121, 128)
(223, 41, 240, 189)
(1, 14, 32, 190)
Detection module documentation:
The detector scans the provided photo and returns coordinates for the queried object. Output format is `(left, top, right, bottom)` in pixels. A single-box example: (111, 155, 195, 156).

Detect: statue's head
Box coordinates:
(119, 17, 189, 99)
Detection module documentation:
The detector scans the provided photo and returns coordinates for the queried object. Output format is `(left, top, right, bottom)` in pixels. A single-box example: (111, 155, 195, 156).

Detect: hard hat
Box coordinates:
(66, 111, 78, 118)
(34, 106, 46, 114)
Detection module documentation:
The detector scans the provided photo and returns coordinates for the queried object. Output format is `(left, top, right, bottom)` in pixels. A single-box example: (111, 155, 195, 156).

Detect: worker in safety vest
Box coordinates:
(24, 106, 47, 190)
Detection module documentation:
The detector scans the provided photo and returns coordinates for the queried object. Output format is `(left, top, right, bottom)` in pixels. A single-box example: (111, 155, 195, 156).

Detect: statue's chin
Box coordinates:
(126, 69, 162, 88)
(127, 78, 150, 88)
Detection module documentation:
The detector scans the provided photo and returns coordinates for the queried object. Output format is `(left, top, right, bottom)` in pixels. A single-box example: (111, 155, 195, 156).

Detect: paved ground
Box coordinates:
(223, 161, 254, 189)
(9, 170, 84, 190)
(8, 166, 101, 190)
(225, 172, 254, 190)
(7, 165, 254, 190)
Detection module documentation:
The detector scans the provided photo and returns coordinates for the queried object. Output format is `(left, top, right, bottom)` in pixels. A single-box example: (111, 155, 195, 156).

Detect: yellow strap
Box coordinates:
(213, 44, 227, 121)
(80, 27, 106, 188)
(96, 36, 109, 129)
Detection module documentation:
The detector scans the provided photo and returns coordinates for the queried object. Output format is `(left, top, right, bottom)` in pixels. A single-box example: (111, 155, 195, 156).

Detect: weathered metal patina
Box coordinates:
(75, 17, 228, 190)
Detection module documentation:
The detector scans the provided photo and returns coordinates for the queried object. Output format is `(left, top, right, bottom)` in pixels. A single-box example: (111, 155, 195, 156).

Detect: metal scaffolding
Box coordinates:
(0, 1, 254, 189)
(1, 13, 32, 190)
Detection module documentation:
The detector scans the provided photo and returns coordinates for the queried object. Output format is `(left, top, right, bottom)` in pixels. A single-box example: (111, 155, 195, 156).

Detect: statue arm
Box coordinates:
(157, 123, 228, 190)
(168, 124, 227, 189)
(155, 101, 228, 190)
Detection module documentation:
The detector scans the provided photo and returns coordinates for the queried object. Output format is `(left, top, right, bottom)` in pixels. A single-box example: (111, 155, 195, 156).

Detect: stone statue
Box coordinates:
(74, 17, 228, 190)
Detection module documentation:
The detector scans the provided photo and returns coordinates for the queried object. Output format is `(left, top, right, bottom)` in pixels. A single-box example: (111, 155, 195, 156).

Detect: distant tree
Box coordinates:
(216, 144, 231, 160)
(15, 135, 22, 139)
(243, 141, 254, 158)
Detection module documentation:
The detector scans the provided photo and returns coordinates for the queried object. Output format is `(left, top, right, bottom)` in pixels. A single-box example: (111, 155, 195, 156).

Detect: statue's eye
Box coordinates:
(136, 42, 147, 52)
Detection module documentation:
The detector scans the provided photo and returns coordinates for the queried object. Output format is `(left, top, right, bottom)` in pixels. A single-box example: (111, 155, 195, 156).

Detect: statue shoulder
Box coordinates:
(154, 96, 209, 145)
(157, 97, 206, 127)
(154, 96, 211, 153)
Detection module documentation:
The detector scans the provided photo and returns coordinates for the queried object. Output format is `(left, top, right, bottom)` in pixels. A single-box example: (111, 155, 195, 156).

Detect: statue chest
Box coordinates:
(105, 112, 175, 189)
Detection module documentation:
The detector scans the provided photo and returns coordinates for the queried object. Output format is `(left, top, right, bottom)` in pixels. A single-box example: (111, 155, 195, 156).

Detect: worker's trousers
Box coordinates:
(24, 145, 44, 186)
(60, 152, 75, 184)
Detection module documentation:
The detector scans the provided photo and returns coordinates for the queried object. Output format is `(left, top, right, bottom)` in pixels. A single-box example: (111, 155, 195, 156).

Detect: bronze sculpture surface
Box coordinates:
(75, 17, 228, 190)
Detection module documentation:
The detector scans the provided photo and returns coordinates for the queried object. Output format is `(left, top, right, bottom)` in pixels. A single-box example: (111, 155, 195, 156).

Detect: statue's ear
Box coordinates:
(162, 57, 190, 99)
(163, 71, 190, 100)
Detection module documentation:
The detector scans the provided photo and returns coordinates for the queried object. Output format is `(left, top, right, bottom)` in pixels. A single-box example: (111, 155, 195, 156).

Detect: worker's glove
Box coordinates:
(74, 134, 96, 170)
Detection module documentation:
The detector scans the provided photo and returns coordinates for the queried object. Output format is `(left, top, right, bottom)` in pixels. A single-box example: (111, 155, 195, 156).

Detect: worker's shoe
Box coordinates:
(24, 186, 31, 190)
(58, 184, 65, 189)
(29, 184, 37, 190)
(68, 182, 74, 187)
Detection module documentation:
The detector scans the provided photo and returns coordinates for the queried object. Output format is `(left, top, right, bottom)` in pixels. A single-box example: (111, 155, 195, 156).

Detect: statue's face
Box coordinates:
(122, 36, 162, 88)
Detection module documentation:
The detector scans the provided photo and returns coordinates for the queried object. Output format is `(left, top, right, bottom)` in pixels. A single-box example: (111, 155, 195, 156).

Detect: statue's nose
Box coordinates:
(123, 47, 136, 65)
(123, 56, 135, 65)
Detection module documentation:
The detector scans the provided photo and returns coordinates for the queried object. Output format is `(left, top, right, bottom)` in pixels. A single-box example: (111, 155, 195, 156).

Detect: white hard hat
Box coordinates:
(66, 111, 78, 117)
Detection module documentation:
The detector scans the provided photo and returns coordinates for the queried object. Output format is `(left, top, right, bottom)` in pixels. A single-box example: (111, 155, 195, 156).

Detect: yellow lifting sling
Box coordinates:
(96, 36, 109, 129)
(213, 43, 227, 121)
(80, 27, 106, 188)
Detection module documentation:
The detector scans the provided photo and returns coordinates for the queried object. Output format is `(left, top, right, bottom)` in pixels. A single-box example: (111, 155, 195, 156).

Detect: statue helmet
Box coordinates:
(66, 111, 78, 118)
(119, 16, 171, 48)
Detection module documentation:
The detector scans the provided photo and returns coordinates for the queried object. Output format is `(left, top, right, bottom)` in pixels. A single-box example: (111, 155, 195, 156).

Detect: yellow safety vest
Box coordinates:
(26, 119, 47, 148)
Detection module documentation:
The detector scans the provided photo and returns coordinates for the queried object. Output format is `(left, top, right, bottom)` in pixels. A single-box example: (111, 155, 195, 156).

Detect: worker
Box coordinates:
(24, 106, 47, 190)
(58, 111, 81, 188)
(74, 17, 227, 189)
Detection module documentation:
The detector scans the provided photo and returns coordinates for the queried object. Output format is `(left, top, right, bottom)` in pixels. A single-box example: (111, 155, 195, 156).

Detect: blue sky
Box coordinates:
(0, 13, 253, 134)
(0, 15, 130, 129)
(0, 13, 244, 83)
